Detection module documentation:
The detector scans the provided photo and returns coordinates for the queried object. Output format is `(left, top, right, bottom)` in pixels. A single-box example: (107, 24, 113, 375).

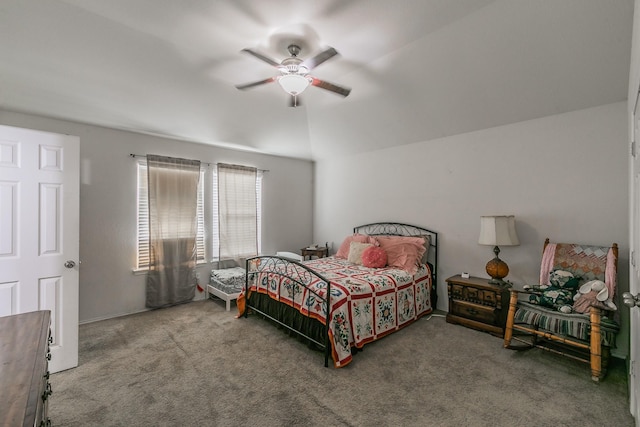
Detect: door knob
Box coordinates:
(622, 292, 640, 308)
(64, 260, 76, 269)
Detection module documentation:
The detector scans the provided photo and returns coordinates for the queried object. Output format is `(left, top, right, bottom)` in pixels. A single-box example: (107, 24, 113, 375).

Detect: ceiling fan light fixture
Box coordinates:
(237, 44, 350, 101)
(278, 74, 311, 95)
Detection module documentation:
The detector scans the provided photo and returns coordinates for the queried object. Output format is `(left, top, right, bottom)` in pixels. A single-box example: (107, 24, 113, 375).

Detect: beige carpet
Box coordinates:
(50, 299, 634, 426)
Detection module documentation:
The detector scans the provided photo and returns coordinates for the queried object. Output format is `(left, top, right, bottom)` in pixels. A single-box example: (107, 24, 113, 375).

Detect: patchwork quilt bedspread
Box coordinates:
(248, 257, 433, 367)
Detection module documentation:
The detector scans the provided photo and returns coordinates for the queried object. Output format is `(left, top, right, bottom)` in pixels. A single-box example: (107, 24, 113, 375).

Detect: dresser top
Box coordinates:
(0, 311, 51, 426)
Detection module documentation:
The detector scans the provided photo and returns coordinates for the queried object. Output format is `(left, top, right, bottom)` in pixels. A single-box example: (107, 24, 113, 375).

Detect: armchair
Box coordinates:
(503, 239, 619, 381)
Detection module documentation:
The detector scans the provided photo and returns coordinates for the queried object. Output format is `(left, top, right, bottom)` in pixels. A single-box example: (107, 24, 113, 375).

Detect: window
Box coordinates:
(211, 166, 263, 260)
(136, 160, 263, 269)
(136, 161, 205, 270)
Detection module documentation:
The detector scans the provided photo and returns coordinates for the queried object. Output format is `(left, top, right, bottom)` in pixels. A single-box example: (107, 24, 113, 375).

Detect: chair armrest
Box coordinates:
(515, 289, 543, 295)
(508, 288, 543, 299)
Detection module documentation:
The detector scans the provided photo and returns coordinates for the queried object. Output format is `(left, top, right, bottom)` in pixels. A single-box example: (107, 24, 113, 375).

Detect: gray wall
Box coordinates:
(1, 102, 630, 358)
(0, 110, 314, 323)
(313, 101, 630, 358)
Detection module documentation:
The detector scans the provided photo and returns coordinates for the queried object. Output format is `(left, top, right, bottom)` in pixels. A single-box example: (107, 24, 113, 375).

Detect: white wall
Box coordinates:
(314, 101, 630, 357)
(1, 103, 629, 356)
(0, 110, 314, 323)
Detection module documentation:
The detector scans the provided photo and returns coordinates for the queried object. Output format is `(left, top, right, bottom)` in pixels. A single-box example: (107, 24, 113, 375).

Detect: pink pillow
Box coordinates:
(376, 236, 426, 275)
(361, 246, 387, 268)
(335, 234, 377, 259)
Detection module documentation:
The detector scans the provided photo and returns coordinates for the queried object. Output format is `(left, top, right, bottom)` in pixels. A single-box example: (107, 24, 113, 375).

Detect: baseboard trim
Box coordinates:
(80, 307, 151, 325)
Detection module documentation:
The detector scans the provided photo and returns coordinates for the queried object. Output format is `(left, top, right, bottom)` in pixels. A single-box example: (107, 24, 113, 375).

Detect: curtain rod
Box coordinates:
(129, 154, 269, 172)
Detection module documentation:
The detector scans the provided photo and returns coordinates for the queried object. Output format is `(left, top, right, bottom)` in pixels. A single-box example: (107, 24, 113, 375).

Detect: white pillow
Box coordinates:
(348, 241, 373, 265)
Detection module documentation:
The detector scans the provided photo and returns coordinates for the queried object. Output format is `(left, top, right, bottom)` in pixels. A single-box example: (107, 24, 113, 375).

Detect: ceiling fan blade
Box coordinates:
(240, 48, 280, 67)
(311, 78, 351, 97)
(301, 47, 338, 70)
(289, 95, 302, 108)
(235, 77, 276, 90)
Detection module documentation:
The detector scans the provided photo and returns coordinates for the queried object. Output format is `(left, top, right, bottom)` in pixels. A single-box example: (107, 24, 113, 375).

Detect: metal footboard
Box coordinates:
(244, 256, 332, 367)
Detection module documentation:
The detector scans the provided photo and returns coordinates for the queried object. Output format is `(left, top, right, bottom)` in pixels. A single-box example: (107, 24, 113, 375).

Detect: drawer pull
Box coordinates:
(43, 370, 50, 380)
(467, 308, 479, 315)
(46, 352, 52, 361)
(48, 335, 53, 344)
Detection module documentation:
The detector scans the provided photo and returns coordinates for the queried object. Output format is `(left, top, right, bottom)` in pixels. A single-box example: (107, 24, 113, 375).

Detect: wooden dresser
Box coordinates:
(0, 311, 52, 427)
(445, 275, 508, 337)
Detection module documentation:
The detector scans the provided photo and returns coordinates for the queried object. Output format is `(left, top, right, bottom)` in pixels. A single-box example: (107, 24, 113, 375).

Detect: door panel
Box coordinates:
(40, 276, 62, 346)
(0, 281, 18, 314)
(0, 125, 79, 373)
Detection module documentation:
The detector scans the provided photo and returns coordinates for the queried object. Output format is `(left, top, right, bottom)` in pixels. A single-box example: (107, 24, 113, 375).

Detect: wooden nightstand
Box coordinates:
(300, 246, 328, 260)
(445, 275, 509, 337)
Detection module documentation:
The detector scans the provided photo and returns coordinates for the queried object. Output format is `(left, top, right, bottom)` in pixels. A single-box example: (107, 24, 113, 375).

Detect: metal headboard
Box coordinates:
(353, 222, 438, 289)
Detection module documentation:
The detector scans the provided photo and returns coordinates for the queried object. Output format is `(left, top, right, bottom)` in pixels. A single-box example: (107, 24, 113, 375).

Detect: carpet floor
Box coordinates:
(50, 299, 634, 426)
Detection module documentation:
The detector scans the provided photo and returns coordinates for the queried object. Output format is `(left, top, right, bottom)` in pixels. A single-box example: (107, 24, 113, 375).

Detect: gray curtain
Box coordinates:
(146, 155, 201, 308)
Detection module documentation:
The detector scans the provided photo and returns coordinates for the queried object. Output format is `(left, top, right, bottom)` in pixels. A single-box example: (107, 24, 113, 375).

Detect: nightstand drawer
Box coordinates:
(448, 284, 500, 307)
(481, 289, 499, 306)
(449, 300, 496, 324)
(449, 284, 464, 299)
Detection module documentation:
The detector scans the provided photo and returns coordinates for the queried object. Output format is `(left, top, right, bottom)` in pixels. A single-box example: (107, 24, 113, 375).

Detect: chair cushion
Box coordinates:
(514, 301, 620, 346)
(210, 267, 246, 294)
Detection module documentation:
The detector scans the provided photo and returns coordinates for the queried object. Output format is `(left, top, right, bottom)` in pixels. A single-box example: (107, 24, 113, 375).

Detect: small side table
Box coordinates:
(301, 246, 328, 260)
(445, 274, 509, 337)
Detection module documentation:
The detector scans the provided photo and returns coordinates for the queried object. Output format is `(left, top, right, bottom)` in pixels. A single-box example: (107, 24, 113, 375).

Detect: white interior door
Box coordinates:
(630, 94, 640, 425)
(0, 124, 79, 373)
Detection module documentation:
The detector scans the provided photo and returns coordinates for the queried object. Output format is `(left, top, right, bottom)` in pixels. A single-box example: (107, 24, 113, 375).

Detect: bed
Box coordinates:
(207, 267, 245, 311)
(238, 222, 438, 368)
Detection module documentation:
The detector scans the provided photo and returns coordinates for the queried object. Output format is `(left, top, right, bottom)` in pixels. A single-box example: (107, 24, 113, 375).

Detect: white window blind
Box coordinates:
(136, 161, 205, 270)
(212, 166, 262, 261)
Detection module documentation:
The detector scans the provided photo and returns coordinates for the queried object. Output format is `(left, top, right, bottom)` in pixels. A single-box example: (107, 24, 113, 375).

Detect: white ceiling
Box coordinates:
(0, 0, 633, 160)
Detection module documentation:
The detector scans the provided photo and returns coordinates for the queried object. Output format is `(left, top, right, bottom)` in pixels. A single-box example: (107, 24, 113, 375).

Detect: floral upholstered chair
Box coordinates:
(503, 238, 619, 381)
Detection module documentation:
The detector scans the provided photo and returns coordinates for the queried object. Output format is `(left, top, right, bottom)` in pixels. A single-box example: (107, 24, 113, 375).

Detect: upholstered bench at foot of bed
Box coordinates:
(208, 267, 246, 311)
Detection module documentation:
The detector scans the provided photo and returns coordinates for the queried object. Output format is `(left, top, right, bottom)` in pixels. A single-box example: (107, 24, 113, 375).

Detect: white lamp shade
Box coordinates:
(278, 74, 310, 95)
(478, 215, 520, 246)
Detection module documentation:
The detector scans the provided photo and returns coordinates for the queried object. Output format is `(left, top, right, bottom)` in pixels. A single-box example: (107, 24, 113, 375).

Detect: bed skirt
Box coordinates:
(247, 292, 327, 348)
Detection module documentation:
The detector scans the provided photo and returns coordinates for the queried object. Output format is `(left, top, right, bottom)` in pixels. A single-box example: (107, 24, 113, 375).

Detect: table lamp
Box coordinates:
(478, 215, 520, 285)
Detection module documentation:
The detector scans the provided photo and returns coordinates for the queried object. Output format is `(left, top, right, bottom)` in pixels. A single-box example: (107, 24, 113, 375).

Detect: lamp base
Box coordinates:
(485, 245, 509, 285)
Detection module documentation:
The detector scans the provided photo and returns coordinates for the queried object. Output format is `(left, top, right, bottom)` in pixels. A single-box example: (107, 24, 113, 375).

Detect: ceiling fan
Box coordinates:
(235, 44, 351, 107)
